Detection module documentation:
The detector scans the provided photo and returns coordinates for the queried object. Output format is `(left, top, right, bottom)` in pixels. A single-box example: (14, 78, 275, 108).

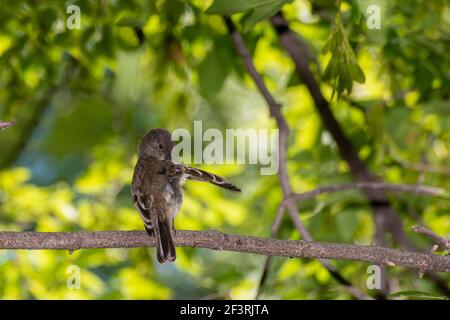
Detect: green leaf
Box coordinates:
(240, 0, 289, 32)
(206, 0, 291, 16)
(349, 60, 366, 83)
(321, 8, 365, 97)
(323, 56, 337, 81)
(287, 71, 302, 87)
(115, 16, 146, 28)
(350, 0, 362, 24)
(98, 25, 115, 58)
(321, 38, 332, 55)
(197, 47, 228, 98)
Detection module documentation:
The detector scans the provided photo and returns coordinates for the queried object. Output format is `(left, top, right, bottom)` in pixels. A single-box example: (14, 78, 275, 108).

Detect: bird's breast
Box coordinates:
(164, 181, 183, 219)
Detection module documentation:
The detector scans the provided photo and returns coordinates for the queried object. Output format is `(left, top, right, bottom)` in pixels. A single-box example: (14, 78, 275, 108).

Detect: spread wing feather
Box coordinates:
(183, 166, 241, 192)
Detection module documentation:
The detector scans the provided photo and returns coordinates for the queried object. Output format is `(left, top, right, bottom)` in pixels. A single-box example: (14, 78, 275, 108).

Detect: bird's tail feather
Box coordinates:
(184, 166, 241, 192)
(149, 214, 176, 263)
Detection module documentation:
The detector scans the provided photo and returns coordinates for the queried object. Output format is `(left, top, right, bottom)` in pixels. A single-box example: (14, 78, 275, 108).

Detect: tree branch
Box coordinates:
(255, 203, 284, 299)
(133, 26, 146, 46)
(0, 230, 449, 273)
(224, 16, 369, 300)
(269, 12, 450, 296)
(413, 225, 450, 253)
(289, 182, 450, 202)
(394, 160, 450, 176)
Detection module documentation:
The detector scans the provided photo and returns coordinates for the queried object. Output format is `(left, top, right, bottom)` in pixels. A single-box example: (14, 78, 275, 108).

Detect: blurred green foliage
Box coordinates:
(0, 0, 449, 299)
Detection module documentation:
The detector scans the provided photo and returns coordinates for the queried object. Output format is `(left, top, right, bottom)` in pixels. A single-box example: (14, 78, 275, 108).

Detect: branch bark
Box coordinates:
(1, 230, 449, 273)
(413, 225, 450, 252)
(289, 182, 450, 202)
(395, 160, 450, 176)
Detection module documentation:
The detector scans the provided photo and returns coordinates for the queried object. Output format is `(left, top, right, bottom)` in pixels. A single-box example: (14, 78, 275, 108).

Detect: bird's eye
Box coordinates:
(158, 144, 163, 150)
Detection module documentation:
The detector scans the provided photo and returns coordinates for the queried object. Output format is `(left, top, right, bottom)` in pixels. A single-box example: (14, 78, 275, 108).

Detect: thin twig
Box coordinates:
(133, 26, 145, 46)
(395, 160, 450, 176)
(255, 256, 274, 299)
(374, 204, 390, 298)
(255, 203, 285, 299)
(406, 150, 429, 224)
(289, 182, 449, 202)
(412, 225, 450, 253)
(271, 203, 286, 237)
(0, 230, 449, 272)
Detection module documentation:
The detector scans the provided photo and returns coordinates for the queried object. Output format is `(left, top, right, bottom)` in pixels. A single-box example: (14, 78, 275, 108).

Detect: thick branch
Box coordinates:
(0, 230, 449, 273)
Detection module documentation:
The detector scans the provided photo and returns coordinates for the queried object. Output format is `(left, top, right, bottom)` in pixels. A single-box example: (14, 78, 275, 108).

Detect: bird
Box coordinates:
(131, 128, 241, 263)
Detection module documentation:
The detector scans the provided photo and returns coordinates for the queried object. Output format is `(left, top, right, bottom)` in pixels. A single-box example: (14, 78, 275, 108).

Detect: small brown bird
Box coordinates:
(131, 128, 240, 263)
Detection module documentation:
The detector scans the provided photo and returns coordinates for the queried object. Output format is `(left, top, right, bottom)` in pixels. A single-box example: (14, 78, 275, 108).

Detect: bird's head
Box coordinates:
(138, 128, 174, 160)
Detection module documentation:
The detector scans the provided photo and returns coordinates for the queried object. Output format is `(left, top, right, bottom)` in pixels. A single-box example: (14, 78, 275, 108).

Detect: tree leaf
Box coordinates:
(198, 47, 228, 98)
(241, 1, 286, 32)
(206, 0, 291, 16)
(115, 17, 146, 28)
(349, 60, 366, 83)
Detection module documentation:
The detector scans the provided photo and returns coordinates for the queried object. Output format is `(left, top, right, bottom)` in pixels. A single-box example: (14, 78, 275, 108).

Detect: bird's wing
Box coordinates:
(183, 165, 241, 192)
(131, 158, 155, 228)
(132, 189, 153, 228)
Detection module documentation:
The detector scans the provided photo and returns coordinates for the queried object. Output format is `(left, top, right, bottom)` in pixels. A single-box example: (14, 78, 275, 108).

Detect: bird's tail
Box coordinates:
(148, 214, 176, 263)
(184, 166, 241, 192)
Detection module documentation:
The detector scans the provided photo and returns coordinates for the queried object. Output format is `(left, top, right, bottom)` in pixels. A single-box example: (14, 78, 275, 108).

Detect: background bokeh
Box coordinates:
(0, 0, 449, 299)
